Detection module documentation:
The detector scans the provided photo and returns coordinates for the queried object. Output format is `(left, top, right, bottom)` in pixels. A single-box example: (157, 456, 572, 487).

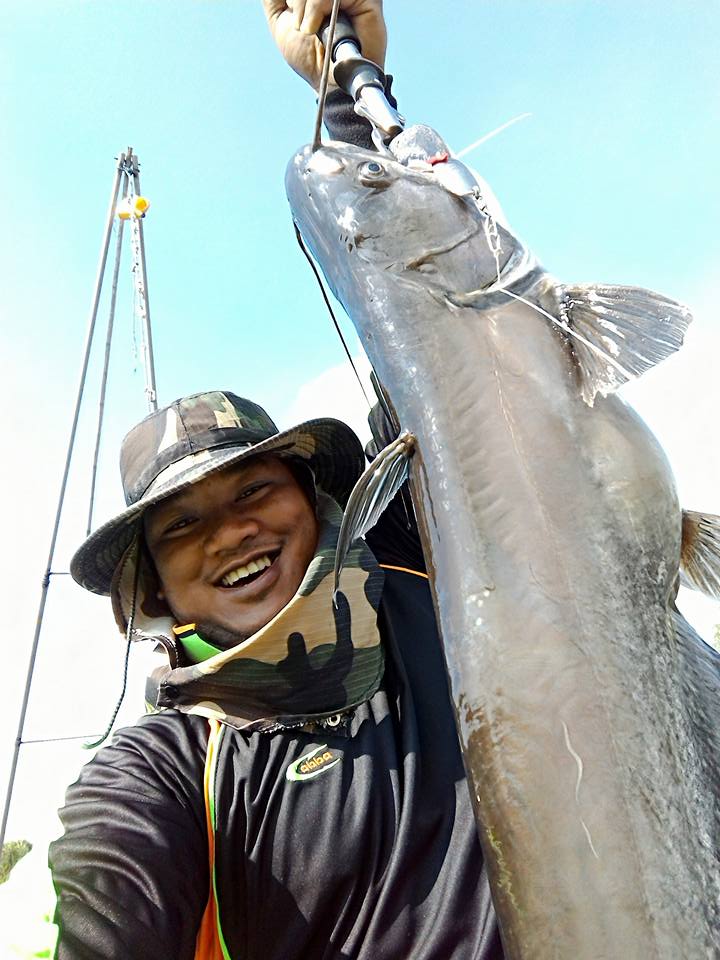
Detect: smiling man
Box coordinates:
(48, 2, 506, 958)
(144, 455, 320, 645)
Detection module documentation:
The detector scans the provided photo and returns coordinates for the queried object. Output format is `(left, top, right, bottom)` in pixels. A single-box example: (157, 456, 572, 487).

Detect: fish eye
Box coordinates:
(358, 160, 388, 183)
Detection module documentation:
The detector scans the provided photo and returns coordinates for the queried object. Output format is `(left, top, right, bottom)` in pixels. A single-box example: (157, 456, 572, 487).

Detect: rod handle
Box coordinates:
(318, 12, 359, 59)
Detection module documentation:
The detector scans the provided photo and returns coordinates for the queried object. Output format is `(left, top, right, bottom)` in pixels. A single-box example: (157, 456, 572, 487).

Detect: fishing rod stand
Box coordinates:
(0, 148, 158, 852)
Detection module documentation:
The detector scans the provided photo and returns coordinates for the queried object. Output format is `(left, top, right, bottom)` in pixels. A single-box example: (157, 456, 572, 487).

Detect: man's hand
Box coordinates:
(262, 0, 386, 91)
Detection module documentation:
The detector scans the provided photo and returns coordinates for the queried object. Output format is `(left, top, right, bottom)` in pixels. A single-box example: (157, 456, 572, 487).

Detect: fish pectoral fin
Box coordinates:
(561, 283, 692, 405)
(333, 432, 416, 598)
(680, 510, 720, 601)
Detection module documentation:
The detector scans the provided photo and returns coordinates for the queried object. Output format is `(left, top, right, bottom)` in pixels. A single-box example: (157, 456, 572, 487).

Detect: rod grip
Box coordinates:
(318, 12, 359, 58)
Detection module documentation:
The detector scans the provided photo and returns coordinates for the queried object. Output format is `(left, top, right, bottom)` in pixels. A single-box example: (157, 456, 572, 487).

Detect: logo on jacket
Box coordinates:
(286, 744, 340, 782)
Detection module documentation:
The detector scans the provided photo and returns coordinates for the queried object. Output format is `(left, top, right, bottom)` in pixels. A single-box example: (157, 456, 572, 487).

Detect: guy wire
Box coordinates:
(22, 734, 103, 745)
(293, 223, 371, 408)
(87, 163, 130, 536)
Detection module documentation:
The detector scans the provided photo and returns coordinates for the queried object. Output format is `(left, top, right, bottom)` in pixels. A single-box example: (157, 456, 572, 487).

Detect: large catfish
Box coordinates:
(285, 127, 720, 958)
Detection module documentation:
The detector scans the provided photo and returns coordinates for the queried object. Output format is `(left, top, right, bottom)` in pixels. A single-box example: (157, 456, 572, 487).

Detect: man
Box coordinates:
(49, 4, 505, 958)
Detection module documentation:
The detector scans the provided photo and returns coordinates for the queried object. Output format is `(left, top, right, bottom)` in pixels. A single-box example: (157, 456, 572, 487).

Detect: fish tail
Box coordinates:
(680, 510, 720, 601)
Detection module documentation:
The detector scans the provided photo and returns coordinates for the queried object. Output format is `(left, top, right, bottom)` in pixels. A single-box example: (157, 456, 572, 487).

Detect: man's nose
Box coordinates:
(203, 509, 262, 554)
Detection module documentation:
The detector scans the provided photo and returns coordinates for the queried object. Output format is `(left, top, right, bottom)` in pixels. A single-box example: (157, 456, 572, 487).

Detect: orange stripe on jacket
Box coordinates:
(194, 719, 224, 960)
(379, 563, 429, 580)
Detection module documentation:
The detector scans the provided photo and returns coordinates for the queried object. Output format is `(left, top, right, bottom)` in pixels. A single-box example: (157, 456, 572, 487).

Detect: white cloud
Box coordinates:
(277, 350, 375, 446)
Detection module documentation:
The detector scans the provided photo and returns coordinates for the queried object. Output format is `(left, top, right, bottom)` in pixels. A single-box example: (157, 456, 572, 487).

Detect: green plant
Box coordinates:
(0, 839, 32, 884)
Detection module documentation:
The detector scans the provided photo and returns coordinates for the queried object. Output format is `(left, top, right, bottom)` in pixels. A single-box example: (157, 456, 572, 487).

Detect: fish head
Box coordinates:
(285, 126, 520, 307)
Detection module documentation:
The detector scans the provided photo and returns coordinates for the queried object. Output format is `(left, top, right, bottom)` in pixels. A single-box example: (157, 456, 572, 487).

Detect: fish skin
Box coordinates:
(286, 135, 720, 958)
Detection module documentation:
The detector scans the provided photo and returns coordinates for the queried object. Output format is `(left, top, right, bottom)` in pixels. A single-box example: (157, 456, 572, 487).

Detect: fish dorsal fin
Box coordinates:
(334, 432, 415, 599)
(560, 284, 692, 405)
(680, 510, 720, 601)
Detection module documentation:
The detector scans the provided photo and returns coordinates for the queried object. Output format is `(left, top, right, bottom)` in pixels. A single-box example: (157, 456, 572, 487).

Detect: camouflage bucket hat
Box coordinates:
(70, 390, 365, 596)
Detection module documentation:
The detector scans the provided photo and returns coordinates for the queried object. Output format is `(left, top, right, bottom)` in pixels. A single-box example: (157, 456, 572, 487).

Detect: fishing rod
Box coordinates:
(314, 10, 404, 151)
(0, 149, 158, 852)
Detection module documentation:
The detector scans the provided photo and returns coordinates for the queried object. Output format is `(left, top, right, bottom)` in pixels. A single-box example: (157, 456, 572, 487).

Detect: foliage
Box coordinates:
(0, 839, 33, 885)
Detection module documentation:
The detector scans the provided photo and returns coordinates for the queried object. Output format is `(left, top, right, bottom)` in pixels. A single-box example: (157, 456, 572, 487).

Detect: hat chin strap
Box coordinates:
(87, 552, 142, 748)
(111, 533, 177, 643)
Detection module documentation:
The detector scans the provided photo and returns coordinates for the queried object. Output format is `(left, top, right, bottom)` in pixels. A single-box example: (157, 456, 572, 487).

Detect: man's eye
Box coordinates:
(236, 482, 268, 501)
(163, 516, 194, 535)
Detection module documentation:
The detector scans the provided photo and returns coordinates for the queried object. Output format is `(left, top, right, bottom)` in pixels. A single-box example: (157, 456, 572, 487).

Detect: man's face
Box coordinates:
(144, 456, 318, 643)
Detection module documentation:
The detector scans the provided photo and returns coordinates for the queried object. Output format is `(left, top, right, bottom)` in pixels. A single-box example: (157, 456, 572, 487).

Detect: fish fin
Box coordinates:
(560, 284, 692, 405)
(680, 510, 720, 601)
(334, 432, 415, 598)
(669, 607, 720, 785)
(369, 370, 401, 437)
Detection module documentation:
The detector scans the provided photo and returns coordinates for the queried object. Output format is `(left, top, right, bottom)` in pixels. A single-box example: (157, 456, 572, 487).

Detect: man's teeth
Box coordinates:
(221, 555, 272, 587)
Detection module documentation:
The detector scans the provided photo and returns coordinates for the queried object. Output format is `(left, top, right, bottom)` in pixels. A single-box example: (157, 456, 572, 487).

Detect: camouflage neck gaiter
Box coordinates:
(148, 493, 385, 732)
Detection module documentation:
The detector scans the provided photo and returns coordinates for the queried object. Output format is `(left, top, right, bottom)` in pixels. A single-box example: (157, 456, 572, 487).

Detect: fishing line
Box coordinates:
(312, 0, 342, 150)
(455, 113, 532, 159)
(293, 248, 415, 537)
(496, 286, 631, 380)
(472, 217, 631, 378)
(293, 223, 372, 408)
(473, 195, 627, 380)
(470, 191, 503, 285)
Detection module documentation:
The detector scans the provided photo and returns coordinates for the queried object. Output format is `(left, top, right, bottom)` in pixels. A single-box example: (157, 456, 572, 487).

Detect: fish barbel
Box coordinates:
(286, 129, 720, 958)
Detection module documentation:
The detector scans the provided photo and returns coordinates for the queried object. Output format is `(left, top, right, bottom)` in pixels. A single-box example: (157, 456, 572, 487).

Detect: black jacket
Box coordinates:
(50, 567, 503, 959)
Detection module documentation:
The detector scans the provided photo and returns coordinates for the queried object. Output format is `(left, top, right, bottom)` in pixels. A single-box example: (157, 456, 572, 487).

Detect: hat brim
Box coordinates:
(70, 417, 364, 596)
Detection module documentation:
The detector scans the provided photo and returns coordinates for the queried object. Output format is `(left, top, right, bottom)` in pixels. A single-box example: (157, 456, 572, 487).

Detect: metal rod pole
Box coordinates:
(0, 152, 126, 851)
(312, 0, 342, 150)
(130, 157, 158, 410)
(86, 165, 129, 535)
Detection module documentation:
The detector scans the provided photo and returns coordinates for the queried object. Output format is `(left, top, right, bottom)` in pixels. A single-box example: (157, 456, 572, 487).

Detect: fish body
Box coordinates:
(285, 133, 720, 958)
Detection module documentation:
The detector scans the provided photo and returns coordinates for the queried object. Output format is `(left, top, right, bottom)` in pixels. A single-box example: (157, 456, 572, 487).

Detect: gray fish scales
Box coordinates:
(286, 131, 720, 958)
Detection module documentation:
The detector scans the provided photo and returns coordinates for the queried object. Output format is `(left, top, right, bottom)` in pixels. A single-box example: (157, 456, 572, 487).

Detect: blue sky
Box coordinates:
(1, 0, 719, 948)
